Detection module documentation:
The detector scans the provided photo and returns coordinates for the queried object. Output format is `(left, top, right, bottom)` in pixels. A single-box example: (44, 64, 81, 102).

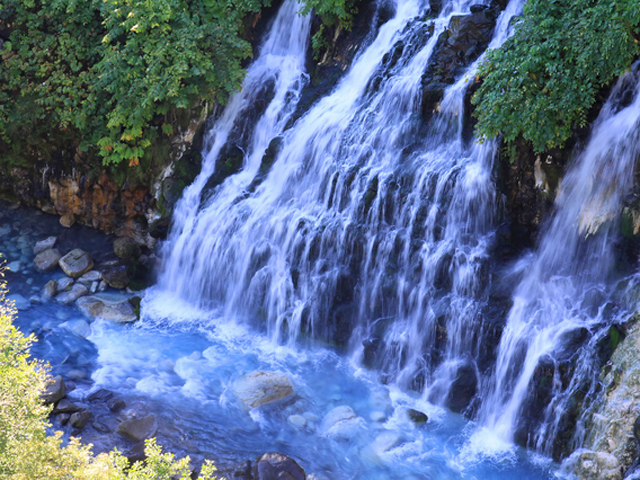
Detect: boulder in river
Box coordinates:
(56, 283, 89, 305)
(113, 237, 141, 259)
(320, 405, 366, 439)
(41, 375, 66, 404)
(101, 265, 130, 289)
(34, 236, 57, 255)
(69, 410, 92, 429)
(76, 295, 137, 323)
(233, 371, 294, 409)
(34, 248, 61, 272)
(253, 452, 305, 480)
(117, 415, 158, 442)
(59, 249, 94, 278)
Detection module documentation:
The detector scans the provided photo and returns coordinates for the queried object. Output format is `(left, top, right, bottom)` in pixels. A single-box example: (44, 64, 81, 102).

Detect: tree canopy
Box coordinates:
(472, 0, 640, 154)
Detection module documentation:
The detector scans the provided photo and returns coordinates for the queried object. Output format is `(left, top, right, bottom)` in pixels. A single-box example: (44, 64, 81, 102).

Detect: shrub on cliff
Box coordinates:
(0, 268, 218, 479)
(472, 0, 640, 154)
(0, 0, 267, 168)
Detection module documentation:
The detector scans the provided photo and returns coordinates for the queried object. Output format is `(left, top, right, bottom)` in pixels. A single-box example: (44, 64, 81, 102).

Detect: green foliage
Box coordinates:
(299, 0, 360, 61)
(472, 0, 640, 154)
(0, 264, 219, 479)
(0, 0, 268, 167)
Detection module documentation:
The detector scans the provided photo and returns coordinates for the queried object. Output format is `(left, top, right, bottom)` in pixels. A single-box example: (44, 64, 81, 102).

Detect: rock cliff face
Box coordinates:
(565, 312, 640, 480)
(0, 103, 208, 248)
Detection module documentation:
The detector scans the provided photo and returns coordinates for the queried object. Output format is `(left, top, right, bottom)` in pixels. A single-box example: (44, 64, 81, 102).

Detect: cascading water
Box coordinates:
(156, 0, 526, 413)
(477, 63, 640, 457)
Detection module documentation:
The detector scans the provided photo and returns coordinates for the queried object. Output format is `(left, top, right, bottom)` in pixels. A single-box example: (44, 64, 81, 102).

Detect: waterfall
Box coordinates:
(153, 0, 533, 417)
(479, 63, 640, 455)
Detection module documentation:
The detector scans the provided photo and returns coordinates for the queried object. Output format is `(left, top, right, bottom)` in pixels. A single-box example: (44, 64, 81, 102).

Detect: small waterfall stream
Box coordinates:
(477, 63, 640, 455)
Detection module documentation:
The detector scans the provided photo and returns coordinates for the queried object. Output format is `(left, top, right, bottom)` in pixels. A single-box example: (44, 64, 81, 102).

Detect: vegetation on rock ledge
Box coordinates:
(472, 0, 640, 154)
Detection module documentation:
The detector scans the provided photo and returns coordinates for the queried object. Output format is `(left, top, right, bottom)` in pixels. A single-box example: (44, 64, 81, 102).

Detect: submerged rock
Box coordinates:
(56, 283, 89, 305)
(41, 375, 66, 404)
(253, 452, 305, 480)
(114, 237, 141, 259)
(59, 249, 94, 278)
(76, 295, 137, 323)
(117, 415, 158, 442)
(233, 371, 294, 409)
(34, 248, 61, 272)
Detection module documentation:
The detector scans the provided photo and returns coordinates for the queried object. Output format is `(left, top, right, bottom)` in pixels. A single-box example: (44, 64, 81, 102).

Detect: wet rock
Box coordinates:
(320, 405, 365, 439)
(56, 283, 89, 305)
(125, 442, 147, 464)
(41, 375, 66, 404)
(34, 236, 57, 255)
(61, 319, 91, 338)
(59, 249, 94, 278)
(253, 452, 305, 480)
(34, 248, 61, 272)
(78, 270, 102, 285)
(575, 315, 640, 477)
(53, 399, 81, 414)
(6, 260, 22, 273)
(117, 415, 158, 442)
(59, 213, 76, 228)
(88, 388, 114, 402)
(108, 397, 126, 412)
(76, 295, 137, 323)
(69, 410, 92, 429)
(114, 237, 141, 259)
(58, 413, 71, 425)
(57, 276, 74, 291)
(101, 265, 130, 289)
(288, 415, 307, 428)
(233, 371, 294, 409)
(42, 280, 57, 300)
(566, 450, 622, 480)
(446, 362, 478, 413)
(372, 431, 404, 455)
(7, 294, 30, 311)
(407, 408, 428, 425)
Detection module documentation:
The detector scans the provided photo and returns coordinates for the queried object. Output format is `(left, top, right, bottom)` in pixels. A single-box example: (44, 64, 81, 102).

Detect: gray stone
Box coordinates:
(288, 415, 307, 428)
(98, 280, 108, 292)
(7, 294, 30, 311)
(61, 319, 91, 338)
(34, 236, 57, 255)
(6, 260, 22, 273)
(42, 280, 58, 300)
(233, 371, 294, 409)
(59, 249, 94, 278)
(101, 265, 129, 289)
(253, 453, 305, 480)
(107, 397, 126, 412)
(58, 413, 71, 425)
(69, 410, 92, 429)
(29, 295, 42, 305)
(78, 270, 102, 284)
(53, 399, 81, 414)
(57, 276, 74, 291)
(320, 405, 365, 439)
(114, 237, 141, 259)
(76, 295, 137, 323)
(117, 415, 158, 442)
(56, 283, 89, 305)
(566, 450, 622, 480)
(407, 408, 428, 425)
(34, 248, 61, 272)
(41, 375, 66, 404)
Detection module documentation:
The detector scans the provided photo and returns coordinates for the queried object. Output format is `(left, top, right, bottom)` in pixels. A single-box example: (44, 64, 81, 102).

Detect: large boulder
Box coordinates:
(56, 283, 89, 305)
(34, 248, 61, 272)
(101, 265, 129, 289)
(233, 371, 294, 409)
(253, 453, 305, 480)
(59, 249, 94, 278)
(76, 295, 137, 323)
(41, 375, 66, 404)
(113, 237, 141, 259)
(117, 415, 158, 442)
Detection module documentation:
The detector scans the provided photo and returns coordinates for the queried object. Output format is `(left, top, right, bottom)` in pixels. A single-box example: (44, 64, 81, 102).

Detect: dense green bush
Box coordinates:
(472, 0, 640, 154)
(0, 0, 360, 168)
(0, 267, 218, 478)
(0, 0, 267, 167)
